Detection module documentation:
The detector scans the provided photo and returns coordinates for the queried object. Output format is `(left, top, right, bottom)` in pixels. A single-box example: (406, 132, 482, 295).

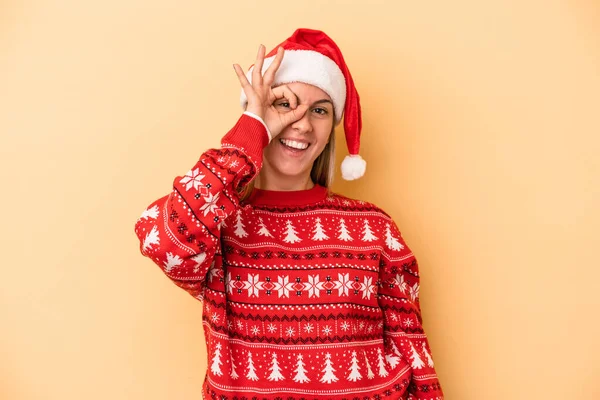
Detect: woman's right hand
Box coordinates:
(233, 45, 309, 138)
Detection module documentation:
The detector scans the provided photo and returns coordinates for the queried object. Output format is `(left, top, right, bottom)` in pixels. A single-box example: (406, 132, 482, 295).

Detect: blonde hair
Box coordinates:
(237, 126, 336, 203)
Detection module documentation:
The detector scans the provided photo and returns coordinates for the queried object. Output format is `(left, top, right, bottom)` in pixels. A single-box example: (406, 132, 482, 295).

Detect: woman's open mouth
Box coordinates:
(279, 138, 311, 155)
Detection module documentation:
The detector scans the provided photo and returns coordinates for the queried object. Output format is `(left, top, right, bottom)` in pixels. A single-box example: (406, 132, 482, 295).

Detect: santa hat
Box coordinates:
(240, 28, 366, 181)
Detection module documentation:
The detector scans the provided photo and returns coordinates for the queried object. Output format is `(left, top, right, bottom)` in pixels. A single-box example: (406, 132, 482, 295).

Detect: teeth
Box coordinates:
(280, 138, 309, 150)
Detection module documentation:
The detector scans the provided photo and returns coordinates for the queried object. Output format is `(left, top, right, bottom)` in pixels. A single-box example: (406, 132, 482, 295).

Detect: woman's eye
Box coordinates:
(314, 108, 328, 115)
(278, 102, 290, 108)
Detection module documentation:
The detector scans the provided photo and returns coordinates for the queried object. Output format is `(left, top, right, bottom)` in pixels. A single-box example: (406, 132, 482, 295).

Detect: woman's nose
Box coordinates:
(291, 110, 312, 133)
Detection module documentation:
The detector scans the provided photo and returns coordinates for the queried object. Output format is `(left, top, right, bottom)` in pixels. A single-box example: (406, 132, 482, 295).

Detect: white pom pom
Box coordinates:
(341, 154, 366, 180)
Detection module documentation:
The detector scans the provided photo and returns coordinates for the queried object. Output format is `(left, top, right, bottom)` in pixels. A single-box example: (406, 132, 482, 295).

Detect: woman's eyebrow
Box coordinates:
(291, 94, 333, 106)
(313, 99, 333, 106)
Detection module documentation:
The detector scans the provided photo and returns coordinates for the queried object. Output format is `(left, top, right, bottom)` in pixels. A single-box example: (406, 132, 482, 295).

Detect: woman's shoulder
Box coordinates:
(325, 189, 393, 219)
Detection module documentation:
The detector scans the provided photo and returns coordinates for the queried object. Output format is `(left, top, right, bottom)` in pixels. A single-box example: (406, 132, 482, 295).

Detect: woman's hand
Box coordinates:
(233, 45, 309, 138)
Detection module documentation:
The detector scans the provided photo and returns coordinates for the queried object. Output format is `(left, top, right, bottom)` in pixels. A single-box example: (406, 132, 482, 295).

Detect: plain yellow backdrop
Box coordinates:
(1, 0, 599, 399)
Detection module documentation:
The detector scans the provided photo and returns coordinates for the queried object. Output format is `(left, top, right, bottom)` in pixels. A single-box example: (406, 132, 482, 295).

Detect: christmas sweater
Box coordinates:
(134, 113, 444, 400)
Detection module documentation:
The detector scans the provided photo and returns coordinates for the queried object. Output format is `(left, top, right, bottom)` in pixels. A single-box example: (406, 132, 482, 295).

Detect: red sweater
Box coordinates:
(134, 114, 443, 399)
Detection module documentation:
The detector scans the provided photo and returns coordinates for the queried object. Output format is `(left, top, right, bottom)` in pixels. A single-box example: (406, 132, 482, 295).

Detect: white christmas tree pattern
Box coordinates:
(246, 351, 259, 381)
(257, 217, 273, 237)
(361, 219, 377, 242)
(385, 223, 404, 251)
(409, 342, 425, 369)
(143, 225, 160, 252)
(164, 252, 183, 273)
(347, 351, 362, 382)
(422, 342, 435, 367)
(311, 217, 330, 241)
(234, 209, 248, 238)
(337, 218, 353, 241)
(391, 340, 403, 357)
(283, 220, 302, 243)
(376, 348, 389, 377)
(230, 350, 239, 379)
(211, 343, 223, 376)
(363, 350, 375, 379)
(179, 167, 205, 191)
(139, 205, 159, 220)
(267, 353, 285, 381)
(319, 353, 339, 384)
(293, 354, 310, 383)
(385, 351, 400, 369)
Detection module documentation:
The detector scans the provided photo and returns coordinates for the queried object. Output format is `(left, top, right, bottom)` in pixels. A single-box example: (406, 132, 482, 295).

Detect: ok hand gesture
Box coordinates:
(233, 45, 309, 138)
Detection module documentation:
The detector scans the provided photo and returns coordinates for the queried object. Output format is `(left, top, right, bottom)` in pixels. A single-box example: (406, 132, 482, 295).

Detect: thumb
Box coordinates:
(280, 104, 310, 126)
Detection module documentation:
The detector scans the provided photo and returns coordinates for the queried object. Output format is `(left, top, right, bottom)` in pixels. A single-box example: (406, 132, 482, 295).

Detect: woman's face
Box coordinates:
(262, 82, 334, 182)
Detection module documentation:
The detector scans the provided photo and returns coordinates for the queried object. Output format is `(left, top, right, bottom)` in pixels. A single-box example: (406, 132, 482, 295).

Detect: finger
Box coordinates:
(272, 85, 298, 109)
(252, 44, 265, 86)
(233, 64, 251, 87)
(263, 46, 284, 85)
(280, 104, 309, 126)
(233, 64, 256, 100)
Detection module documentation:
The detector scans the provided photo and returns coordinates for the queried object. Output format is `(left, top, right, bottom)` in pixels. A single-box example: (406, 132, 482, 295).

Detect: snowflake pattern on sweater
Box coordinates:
(134, 114, 443, 399)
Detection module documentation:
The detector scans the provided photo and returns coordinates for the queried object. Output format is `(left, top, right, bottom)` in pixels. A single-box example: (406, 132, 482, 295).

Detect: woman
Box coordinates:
(135, 28, 443, 399)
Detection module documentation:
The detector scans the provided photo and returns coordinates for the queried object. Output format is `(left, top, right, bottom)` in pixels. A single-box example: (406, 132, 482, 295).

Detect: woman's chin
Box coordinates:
(263, 148, 317, 181)
(269, 161, 311, 180)
(275, 167, 308, 179)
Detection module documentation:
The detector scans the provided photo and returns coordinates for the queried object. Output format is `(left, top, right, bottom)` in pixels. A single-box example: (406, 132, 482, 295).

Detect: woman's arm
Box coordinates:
(134, 43, 310, 300)
(377, 219, 444, 399)
(133, 113, 268, 300)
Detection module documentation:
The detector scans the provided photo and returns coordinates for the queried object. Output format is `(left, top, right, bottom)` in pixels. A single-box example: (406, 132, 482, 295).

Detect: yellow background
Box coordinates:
(1, 0, 599, 399)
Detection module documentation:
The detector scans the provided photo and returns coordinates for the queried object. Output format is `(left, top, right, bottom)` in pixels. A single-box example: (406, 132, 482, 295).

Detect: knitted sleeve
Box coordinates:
(134, 113, 269, 300)
(377, 219, 444, 399)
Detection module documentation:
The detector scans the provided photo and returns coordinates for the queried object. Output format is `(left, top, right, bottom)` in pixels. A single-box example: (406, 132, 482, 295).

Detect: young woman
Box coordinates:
(135, 28, 443, 400)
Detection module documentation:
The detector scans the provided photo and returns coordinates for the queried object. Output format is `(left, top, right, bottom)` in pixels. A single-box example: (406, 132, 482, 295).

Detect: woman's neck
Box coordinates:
(254, 171, 315, 191)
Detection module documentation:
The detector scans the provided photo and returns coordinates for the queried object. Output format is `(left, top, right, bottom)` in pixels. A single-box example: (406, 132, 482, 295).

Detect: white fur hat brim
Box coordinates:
(239, 49, 346, 124)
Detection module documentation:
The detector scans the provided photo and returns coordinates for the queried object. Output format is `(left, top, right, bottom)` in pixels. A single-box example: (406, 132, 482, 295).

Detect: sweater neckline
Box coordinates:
(245, 183, 328, 207)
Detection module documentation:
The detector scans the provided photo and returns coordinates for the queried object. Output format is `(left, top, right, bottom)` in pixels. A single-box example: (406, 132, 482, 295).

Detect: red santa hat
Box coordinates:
(240, 28, 366, 180)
